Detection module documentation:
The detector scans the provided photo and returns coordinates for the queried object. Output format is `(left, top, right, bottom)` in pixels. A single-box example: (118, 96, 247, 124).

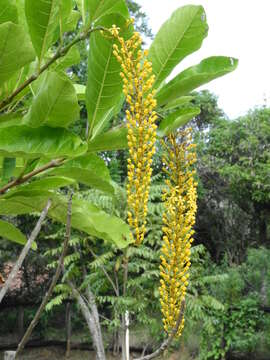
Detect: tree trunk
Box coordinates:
(65, 302, 72, 358)
(68, 282, 106, 360)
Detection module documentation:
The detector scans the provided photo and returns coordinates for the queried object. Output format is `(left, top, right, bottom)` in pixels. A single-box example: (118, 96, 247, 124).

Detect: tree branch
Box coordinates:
(0, 200, 52, 304)
(0, 26, 108, 111)
(0, 158, 64, 196)
(134, 301, 186, 360)
(15, 192, 73, 358)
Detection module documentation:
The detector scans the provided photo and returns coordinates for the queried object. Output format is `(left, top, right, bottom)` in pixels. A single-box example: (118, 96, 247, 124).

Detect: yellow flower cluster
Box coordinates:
(110, 24, 158, 246)
(159, 128, 197, 337)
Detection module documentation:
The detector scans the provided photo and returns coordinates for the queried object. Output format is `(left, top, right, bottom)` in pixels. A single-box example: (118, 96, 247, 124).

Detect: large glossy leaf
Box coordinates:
(88, 126, 128, 152)
(86, 14, 131, 140)
(6, 177, 76, 197)
(157, 107, 200, 137)
(2, 158, 16, 181)
(47, 154, 115, 194)
(0, 219, 36, 248)
(157, 57, 239, 105)
(0, 0, 18, 24)
(0, 126, 87, 158)
(54, 46, 80, 72)
(0, 191, 131, 248)
(0, 112, 22, 128)
(87, 0, 129, 22)
(23, 72, 80, 128)
(163, 96, 194, 111)
(149, 5, 208, 89)
(0, 22, 35, 85)
(25, 0, 60, 60)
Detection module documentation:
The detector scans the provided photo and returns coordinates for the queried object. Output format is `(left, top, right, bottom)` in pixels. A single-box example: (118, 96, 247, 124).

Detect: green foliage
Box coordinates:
(0, 2, 237, 238)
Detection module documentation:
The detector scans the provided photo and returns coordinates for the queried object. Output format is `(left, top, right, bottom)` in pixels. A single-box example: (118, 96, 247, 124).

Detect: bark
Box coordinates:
(65, 302, 72, 358)
(68, 281, 106, 360)
(0, 200, 51, 304)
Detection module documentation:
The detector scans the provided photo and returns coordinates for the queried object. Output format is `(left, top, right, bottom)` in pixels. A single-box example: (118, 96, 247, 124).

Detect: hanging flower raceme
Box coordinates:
(110, 23, 158, 246)
(159, 128, 198, 337)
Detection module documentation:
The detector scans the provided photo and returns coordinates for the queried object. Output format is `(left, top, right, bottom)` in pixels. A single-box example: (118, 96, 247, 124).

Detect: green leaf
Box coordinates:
(149, 5, 208, 89)
(0, 126, 87, 158)
(157, 107, 200, 137)
(2, 158, 16, 181)
(87, 0, 129, 23)
(62, 10, 80, 33)
(88, 126, 128, 152)
(0, 219, 36, 249)
(0, 0, 18, 24)
(0, 22, 35, 85)
(59, 0, 73, 35)
(163, 96, 194, 110)
(75, 0, 86, 24)
(86, 14, 131, 140)
(23, 71, 80, 128)
(0, 191, 131, 248)
(74, 84, 86, 101)
(54, 47, 80, 72)
(47, 154, 115, 194)
(6, 177, 76, 197)
(0, 112, 22, 128)
(25, 0, 60, 60)
(157, 57, 239, 105)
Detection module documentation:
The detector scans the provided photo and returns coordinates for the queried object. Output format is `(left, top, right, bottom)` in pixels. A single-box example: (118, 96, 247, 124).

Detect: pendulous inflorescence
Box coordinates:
(110, 23, 158, 246)
(159, 128, 198, 337)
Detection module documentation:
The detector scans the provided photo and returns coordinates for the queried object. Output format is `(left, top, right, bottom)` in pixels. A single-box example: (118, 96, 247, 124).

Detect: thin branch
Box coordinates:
(0, 200, 52, 304)
(0, 26, 108, 111)
(15, 192, 73, 358)
(0, 158, 64, 196)
(134, 300, 186, 360)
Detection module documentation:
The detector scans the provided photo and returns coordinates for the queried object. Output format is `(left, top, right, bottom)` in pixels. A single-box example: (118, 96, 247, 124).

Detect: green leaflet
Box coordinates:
(0, 126, 87, 158)
(149, 5, 208, 89)
(157, 107, 201, 137)
(0, 191, 131, 248)
(0, 0, 18, 24)
(86, 14, 131, 140)
(25, 0, 60, 60)
(0, 219, 36, 249)
(88, 126, 128, 152)
(47, 154, 115, 194)
(0, 22, 35, 85)
(86, 0, 129, 23)
(23, 71, 80, 128)
(156, 57, 239, 105)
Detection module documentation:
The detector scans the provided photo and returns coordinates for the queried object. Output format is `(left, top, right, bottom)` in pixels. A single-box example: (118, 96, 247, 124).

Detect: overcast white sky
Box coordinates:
(137, 0, 270, 118)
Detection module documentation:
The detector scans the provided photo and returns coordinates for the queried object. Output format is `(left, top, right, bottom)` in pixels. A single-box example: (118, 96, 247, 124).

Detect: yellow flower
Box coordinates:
(159, 129, 198, 337)
(110, 21, 157, 246)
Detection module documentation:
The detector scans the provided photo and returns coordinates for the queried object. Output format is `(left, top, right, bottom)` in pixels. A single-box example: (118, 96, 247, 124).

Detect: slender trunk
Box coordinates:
(0, 200, 51, 304)
(65, 302, 72, 358)
(68, 281, 106, 360)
